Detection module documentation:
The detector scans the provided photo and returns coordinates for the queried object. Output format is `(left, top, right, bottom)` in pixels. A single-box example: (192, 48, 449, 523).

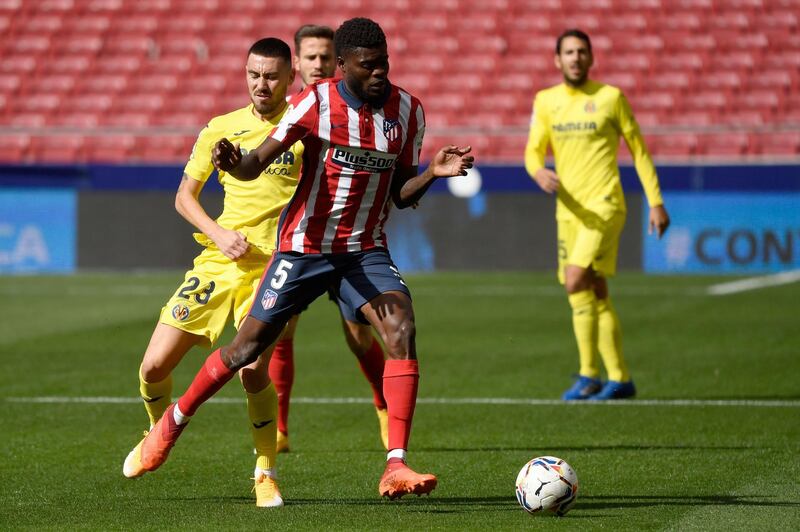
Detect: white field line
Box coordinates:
(707, 269, 800, 296)
(0, 284, 708, 298)
(4, 396, 798, 408)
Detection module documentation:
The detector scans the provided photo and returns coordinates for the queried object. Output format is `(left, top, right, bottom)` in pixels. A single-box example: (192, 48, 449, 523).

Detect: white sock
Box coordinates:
(255, 466, 276, 479)
(173, 404, 190, 425)
(387, 448, 407, 462)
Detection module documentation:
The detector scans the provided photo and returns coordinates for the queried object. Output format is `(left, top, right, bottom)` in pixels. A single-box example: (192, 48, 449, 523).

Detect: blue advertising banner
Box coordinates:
(0, 189, 76, 273)
(643, 193, 800, 274)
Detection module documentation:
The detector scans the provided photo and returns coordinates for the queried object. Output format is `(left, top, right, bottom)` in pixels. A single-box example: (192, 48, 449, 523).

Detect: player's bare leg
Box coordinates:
(341, 317, 389, 449)
(361, 291, 437, 499)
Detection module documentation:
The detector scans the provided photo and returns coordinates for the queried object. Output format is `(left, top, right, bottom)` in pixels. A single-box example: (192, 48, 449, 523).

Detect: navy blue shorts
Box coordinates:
(250, 248, 410, 325)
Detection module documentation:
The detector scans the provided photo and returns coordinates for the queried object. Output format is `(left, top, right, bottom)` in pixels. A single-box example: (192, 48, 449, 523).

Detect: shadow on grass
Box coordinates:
(577, 494, 800, 509)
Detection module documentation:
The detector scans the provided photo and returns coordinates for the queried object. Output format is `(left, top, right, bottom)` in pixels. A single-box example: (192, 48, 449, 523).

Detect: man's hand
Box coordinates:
(648, 204, 671, 239)
(212, 139, 241, 172)
(533, 168, 560, 194)
(210, 227, 249, 260)
(429, 145, 474, 178)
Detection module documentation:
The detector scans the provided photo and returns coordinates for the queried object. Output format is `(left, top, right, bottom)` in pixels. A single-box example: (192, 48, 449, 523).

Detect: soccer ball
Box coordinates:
(515, 456, 579, 516)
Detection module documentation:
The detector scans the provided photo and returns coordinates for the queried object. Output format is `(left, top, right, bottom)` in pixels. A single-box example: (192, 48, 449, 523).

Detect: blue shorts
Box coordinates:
(250, 248, 410, 325)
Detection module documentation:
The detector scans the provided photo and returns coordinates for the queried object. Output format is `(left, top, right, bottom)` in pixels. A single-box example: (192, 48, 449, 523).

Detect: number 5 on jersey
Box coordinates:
(270, 259, 293, 289)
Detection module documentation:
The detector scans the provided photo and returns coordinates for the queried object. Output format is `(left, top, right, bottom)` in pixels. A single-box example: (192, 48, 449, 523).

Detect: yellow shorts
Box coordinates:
(159, 246, 270, 345)
(557, 213, 625, 284)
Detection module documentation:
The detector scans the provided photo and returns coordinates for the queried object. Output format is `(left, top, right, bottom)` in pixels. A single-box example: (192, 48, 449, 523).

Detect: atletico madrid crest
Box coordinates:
(383, 119, 400, 141)
(261, 289, 278, 310)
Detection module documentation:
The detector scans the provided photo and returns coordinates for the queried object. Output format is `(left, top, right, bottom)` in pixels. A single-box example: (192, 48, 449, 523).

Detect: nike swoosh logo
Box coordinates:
(252, 420, 273, 429)
(143, 395, 163, 403)
(232, 129, 251, 136)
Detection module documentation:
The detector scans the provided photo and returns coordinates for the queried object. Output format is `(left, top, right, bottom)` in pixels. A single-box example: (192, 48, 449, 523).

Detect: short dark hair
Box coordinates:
(247, 37, 291, 62)
(293, 24, 334, 53)
(555, 29, 592, 54)
(334, 17, 386, 57)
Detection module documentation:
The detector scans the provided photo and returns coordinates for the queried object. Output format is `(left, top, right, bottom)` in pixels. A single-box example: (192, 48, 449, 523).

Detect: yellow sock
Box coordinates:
(568, 290, 600, 379)
(139, 367, 172, 428)
(597, 297, 630, 382)
(247, 382, 278, 471)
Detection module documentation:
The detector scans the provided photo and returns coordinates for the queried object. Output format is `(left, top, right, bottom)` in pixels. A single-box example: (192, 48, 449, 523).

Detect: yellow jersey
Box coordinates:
(524, 80, 663, 223)
(184, 104, 303, 255)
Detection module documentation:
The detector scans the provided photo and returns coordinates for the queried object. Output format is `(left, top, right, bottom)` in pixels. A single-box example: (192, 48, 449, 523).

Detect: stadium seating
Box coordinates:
(1, 0, 799, 163)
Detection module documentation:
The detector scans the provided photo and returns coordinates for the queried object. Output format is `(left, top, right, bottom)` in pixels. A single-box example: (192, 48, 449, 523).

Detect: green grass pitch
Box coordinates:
(1, 272, 798, 530)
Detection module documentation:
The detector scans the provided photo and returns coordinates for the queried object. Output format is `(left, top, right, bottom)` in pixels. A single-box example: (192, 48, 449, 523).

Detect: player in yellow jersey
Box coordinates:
(525, 29, 670, 400)
(267, 24, 389, 454)
(121, 38, 300, 507)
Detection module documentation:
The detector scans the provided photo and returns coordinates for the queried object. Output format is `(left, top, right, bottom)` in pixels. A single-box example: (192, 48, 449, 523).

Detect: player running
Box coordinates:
(525, 29, 670, 400)
(125, 17, 473, 502)
(121, 35, 384, 506)
(269, 24, 389, 455)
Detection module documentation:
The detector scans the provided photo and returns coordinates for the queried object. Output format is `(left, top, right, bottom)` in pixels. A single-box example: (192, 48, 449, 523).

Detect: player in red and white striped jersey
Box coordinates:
(137, 17, 473, 501)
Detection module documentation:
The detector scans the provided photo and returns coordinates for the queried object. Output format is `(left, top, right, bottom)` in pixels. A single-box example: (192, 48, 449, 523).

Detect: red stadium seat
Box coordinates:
(135, 135, 194, 162)
(86, 135, 137, 163)
(757, 132, 800, 155)
(70, 14, 110, 33)
(65, 94, 114, 113)
(599, 53, 652, 73)
(0, 73, 21, 94)
(694, 71, 741, 91)
(600, 72, 638, 93)
(0, 134, 30, 162)
(104, 35, 156, 56)
(0, 55, 37, 73)
(12, 34, 51, 54)
(715, 51, 756, 71)
(93, 56, 141, 73)
(51, 55, 92, 73)
(682, 91, 727, 111)
(709, 11, 750, 30)
(100, 112, 151, 128)
(54, 113, 100, 128)
(24, 14, 63, 32)
(700, 133, 750, 156)
(64, 35, 104, 54)
(661, 12, 702, 31)
(630, 92, 675, 111)
(656, 52, 705, 72)
(651, 134, 699, 157)
(8, 113, 47, 128)
(111, 15, 159, 33)
(75, 74, 128, 94)
(29, 135, 86, 164)
(747, 70, 795, 92)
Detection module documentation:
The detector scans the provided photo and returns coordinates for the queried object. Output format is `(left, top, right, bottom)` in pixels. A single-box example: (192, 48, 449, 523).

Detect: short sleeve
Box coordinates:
(183, 123, 218, 183)
(399, 99, 425, 167)
(269, 85, 319, 148)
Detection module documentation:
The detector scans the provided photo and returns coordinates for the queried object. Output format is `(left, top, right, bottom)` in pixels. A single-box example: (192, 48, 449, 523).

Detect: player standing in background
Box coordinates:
(129, 17, 474, 501)
(121, 38, 299, 507)
(525, 29, 670, 400)
(269, 24, 389, 455)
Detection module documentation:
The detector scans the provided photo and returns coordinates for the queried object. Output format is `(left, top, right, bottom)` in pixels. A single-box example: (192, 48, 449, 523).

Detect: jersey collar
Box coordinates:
(337, 79, 391, 110)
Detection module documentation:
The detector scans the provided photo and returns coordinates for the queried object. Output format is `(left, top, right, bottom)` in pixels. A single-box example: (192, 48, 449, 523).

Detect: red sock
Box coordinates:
(268, 339, 294, 435)
(358, 338, 387, 410)
(177, 349, 236, 417)
(383, 359, 419, 451)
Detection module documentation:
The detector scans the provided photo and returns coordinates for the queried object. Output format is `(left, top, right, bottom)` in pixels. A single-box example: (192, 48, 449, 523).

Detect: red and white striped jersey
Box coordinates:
(269, 79, 425, 254)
